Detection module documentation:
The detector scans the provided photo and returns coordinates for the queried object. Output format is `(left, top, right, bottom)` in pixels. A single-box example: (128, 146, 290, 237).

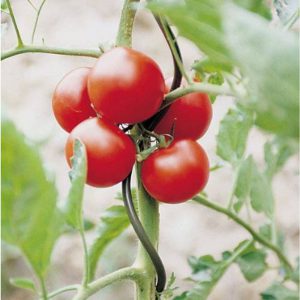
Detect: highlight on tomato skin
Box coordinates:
(87, 47, 165, 124)
(154, 78, 212, 140)
(65, 117, 136, 187)
(141, 139, 209, 204)
(52, 67, 96, 132)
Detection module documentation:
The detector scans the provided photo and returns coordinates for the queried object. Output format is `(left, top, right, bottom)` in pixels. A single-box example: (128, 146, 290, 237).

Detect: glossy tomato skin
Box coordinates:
(52, 67, 96, 132)
(88, 47, 165, 124)
(65, 117, 136, 187)
(141, 140, 209, 204)
(155, 79, 212, 140)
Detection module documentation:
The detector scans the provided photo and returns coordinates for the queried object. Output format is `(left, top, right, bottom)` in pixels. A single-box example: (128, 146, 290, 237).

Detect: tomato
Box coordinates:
(88, 47, 165, 124)
(154, 79, 212, 140)
(65, 117, 136, 187)
(141, 140, 209, 203)
(52, 67, 96, 132)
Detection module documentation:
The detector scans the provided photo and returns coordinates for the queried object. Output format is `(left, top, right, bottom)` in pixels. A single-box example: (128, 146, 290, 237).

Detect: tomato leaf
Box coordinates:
(216, 108, 253, 164)
(87, 205, 130, 281)
(149, 1, 299, 138)
(233, 155, 254, 212)
(250, 162, 274, 217)
(223, 4, 299, 138)
(1, 119, 63, 277)
(264, 138, 297, 180)
(261, 282, 299, 300)
(174, 241, 252, 300)
(236, 247, 267, 282)
(62, 139, 87, 230)
(9, 277, 36, 292)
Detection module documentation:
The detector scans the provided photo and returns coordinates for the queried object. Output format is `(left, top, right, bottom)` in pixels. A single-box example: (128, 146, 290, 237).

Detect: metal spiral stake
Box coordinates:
(122, 173, 166, 293)
(121, 17, 183, 296)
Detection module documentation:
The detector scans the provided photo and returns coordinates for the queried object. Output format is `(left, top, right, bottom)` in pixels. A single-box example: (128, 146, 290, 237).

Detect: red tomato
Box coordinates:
(141, 140, 209, 204)
(65, 118, 136, 187)
(88, 47, 165, 124)
(52, 67, 96, 132)
(154, 79, 212, 140)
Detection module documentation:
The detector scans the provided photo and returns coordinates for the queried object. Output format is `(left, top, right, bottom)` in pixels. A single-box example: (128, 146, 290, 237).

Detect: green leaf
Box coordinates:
(178, 241, 252, 300)
(1, 0, 8, 11)
(233, 0, 271, 19)
(223, 4, 299, 138)
(9, 277, 36, 292)
(233, 155, 254, 212)
(258, 224, 285, 251)
(63, 139, 87, 230)
(87, 205, 130, 281)
(173, 292, 188, 300)
(216, 108, 253, 164)
(290, 257, 299, 284)
(149, 1, 299, 138)
(250, 162, 274, 217)
(1, 119, 63, 277)
(261, 282, 299, 300)
(264, 138, 297, 180)
(236, 247, 267, 281)
(160, 273, 178, 300)
(207, 72, 224, 103)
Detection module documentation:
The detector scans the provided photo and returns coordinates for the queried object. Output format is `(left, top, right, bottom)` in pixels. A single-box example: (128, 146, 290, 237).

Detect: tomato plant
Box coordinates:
(65, 118, 136, 187)
(141, 140, 209, 203)
(52, 67, 96, 132)
(88, 47, 165, 124)
(1, 1, 299, 300)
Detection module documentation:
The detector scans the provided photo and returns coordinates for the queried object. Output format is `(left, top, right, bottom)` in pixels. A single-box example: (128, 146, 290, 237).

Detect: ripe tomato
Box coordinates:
(52, 67, 96, 132)
(141, 140, 209, 203)
(154, 79, 212, 140)
(65, 118, 136, 187)
(88, 47, 165, 124)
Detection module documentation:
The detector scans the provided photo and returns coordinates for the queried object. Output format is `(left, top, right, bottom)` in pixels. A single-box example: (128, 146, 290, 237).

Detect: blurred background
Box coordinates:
(1, 0, 299, 299)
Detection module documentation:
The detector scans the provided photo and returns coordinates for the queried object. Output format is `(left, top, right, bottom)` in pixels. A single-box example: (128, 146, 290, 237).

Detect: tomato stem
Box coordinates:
(5, 0, 24, 47)
(1, 45, 102, 60)
(116, 0, 140, 47)
(193, 195, 293, 271)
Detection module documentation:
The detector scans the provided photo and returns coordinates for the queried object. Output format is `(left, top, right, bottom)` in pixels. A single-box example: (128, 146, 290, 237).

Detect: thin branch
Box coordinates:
(1, 45, 102, 60)
(31, 0, 47, 43)
(193, 195, 293, 271)
(161, 83, 234, 109)
(72, 267, 143, 300)
(26, 0, 38, 11)
(5, 0, 23, 46)
(79, 230, 90, 287)
(47, 285, 79, 299)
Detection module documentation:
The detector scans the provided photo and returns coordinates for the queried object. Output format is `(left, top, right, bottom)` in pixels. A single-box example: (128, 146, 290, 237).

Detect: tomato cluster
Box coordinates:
(52, 46, 211, 203)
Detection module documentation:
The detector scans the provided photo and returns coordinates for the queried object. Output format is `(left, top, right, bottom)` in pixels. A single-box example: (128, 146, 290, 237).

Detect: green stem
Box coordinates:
(116, 0, 140, 47)
(162, 83, 234, 109)
(47, 285, 79, 299)
(72, 267, 143, 300)
(134, 163, 160, 300)
(284, 8, 299, 30)
(6, 0, 24, 46)
(31, 0, 47, 43)
(159, 18, 191, 84)
(79, 230, 90, 287)
(1, 45, 102, 60)
(193, 195, 293, 271)
(38, 275, 48, 300)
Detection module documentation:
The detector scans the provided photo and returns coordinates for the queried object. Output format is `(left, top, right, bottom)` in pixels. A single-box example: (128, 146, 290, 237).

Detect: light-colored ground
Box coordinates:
(2, 1, 299, 299)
